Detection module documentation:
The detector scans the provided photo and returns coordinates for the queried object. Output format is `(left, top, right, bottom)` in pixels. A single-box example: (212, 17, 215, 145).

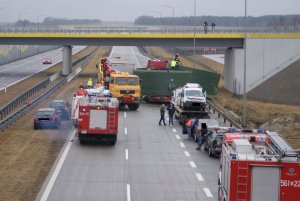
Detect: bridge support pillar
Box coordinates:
(224, 48, 244, 95)
(62, 46, 72, 76)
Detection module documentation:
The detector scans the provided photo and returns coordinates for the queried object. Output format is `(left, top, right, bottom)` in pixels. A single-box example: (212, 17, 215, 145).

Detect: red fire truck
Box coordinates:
(77, 96, 119, 145)
(218, 130, 300, 201)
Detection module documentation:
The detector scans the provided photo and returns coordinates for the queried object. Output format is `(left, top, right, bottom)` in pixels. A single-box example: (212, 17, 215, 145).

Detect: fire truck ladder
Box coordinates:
(236, 162, 248, 201)
(267, 132, 298, 159)
(108, 108, 116, 133)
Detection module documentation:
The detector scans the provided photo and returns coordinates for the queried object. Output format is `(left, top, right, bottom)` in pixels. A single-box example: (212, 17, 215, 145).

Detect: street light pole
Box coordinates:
(193, 0, 196, 68)
(242, 0, 248, 127)
(161, 4, 174, 17)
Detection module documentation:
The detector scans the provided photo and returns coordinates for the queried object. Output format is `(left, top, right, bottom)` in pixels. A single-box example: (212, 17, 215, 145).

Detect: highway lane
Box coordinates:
(36, 46, 221, 201)
(0, 46, 84, 90)
(109, 46, 149, 71)
(37, 103, 219, 201)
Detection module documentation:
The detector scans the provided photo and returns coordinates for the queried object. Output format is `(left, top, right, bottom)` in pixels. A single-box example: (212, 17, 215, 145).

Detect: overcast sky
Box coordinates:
(0, 0, 299, 22)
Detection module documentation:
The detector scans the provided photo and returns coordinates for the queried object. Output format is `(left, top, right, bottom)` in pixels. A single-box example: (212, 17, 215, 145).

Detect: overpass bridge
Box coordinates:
(1, 29, 300, 96)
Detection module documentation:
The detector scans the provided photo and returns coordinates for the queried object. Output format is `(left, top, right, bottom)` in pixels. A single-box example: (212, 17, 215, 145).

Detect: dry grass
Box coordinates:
(149, 46, 300, 149)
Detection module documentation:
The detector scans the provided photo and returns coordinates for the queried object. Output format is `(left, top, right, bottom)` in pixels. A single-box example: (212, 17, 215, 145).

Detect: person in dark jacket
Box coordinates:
(159, 104, 166, 126)
(167, 103, 175, 126)
(196, 123, 208, 150)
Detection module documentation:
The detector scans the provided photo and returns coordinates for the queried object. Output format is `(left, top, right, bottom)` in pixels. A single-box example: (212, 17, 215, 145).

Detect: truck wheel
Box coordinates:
(128, 103, 139, 110)
(79, 140, 85, 145)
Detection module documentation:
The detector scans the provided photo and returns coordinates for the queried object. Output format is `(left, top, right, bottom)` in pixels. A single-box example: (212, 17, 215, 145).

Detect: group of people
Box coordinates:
(78, 78, 94, 90)
(186, 118, 208, 150)
(159, 103, 175, 126)
(159, 104, 208, 150)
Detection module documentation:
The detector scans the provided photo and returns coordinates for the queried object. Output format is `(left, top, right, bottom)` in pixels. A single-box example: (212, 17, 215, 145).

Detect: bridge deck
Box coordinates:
(0, 33, 300, 39)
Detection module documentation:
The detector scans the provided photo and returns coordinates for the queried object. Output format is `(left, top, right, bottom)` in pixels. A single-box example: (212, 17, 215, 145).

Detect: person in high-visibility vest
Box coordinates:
(170, 60, 177, 69)
(87, 78, 93, 88)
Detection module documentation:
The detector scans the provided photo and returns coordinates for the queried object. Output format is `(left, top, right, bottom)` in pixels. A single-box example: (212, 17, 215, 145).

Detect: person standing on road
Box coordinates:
(159, 104, 166, 126)
(87, 78, 93, 89)
(167, 103, 175, 126)
(196, 123, 208, 150)
(185, 117, 197, 139)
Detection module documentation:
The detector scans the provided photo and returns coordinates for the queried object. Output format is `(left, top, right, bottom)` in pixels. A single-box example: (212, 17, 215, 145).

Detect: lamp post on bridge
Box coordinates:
(160, 4, 174, 18)
(152, 10, 163, 58)
(193, 0, 196, 68)
(242, 0, 248, 127)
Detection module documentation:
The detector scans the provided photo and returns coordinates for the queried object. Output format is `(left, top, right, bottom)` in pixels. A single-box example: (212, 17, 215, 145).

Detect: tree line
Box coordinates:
(134, 15, 300, 28)
(15, 17, 101, 26)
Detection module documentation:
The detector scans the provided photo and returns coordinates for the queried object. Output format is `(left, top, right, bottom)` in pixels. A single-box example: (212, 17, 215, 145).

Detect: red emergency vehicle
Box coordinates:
(218, 130, 300, 201)
(77, 96, 119, 145)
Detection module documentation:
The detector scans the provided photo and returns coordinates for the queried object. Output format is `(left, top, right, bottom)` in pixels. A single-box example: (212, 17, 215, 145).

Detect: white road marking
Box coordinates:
(124, 127, 127, 135)
(125, 149, 129, 160)
(124, 112, 127, 118)
(175, 135, 181, 140)
(196, 173, 204, 182)
(172, 128, 177, 133)
(203, 188, 213, 197)
(179, 142, 185, 148)
(189, 161, 197, 168)
(40, 130, 76, 201)
(184, 151, 190, 157)
(109, 46, 115, 57)
(127, 184, 131, 201)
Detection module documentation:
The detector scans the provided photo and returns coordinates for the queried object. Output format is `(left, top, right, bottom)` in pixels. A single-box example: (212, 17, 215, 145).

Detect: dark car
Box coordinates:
(49, 100, 71, 120)
(34, 108, 61, 129)
(42, 58, 52, 64)
(204, 129, 228, 157)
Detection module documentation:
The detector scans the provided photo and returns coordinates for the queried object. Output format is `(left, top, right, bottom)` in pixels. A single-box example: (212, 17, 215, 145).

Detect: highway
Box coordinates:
(0, 46, 85, 90)
(36, 46, 221, 201)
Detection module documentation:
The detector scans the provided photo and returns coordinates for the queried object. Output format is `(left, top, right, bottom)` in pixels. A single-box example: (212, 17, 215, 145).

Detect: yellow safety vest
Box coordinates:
(171, 60, 177, 68)
(87, 80, 93, 87)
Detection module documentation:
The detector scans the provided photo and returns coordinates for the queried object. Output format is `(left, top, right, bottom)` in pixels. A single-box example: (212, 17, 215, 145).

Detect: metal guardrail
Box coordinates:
(0, 79, 66, 131)
(0, 49, 94, 121)
(0, 47, 96, 131)
(0, 78, 50, 120)
(206, 100, 242, 129)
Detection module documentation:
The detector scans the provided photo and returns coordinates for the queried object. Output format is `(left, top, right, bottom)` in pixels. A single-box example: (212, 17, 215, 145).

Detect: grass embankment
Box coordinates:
(148, 46, 300, 149)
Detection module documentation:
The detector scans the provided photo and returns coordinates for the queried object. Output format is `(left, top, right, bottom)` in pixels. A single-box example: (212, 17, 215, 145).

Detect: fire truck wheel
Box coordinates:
(79, 139, 85, 145)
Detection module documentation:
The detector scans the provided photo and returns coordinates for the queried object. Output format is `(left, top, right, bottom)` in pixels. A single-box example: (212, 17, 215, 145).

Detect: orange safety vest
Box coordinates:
(186, 119, 193, 127)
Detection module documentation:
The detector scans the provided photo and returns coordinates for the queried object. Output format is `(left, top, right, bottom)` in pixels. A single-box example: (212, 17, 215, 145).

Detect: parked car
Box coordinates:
(42, 58, 52, 64)
(33, 108, 61, 129)
(203, 128, 229, 157)
(193, 119, 219, 142)
(49, 100, 71, 120)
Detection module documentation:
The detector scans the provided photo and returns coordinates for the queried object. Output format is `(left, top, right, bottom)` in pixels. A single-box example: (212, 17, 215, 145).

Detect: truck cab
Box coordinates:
(177, 83, 206, 110)
(109, 72, 141, 110)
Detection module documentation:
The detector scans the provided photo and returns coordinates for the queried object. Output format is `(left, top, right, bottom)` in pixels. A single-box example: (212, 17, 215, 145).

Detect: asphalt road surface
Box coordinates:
(36, 46, 220, 201)
(0, 46, 85, 90)
(109, 46, 149, 72)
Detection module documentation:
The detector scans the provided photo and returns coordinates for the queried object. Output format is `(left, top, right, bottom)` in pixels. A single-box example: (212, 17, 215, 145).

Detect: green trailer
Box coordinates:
(133, 66, 220, 102)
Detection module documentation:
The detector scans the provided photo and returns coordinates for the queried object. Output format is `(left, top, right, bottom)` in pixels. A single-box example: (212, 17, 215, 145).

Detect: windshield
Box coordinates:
(185, 90, 203, 97)
(51, 102, 64, 108)
(115, 77, 139, 85)
(37, 111, 55, 116)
